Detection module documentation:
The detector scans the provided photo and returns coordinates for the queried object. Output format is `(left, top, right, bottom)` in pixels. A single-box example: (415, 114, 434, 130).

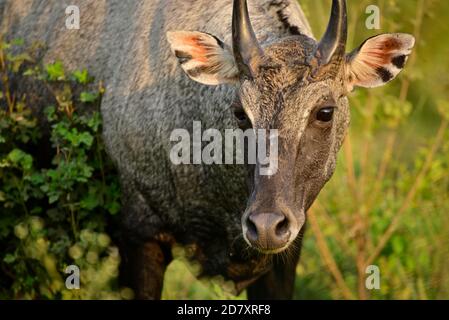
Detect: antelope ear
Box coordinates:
(167, 31, 239, 86)
(345, 33, 415, 91)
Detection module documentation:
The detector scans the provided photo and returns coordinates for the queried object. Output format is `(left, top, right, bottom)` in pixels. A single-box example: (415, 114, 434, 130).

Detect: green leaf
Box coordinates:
(44, 106, 57, 122)
(72, 69, 93, 85)
(78, 132, 94, 147)
(3, 253, 16, 264)
(11, 38, 24, 46)
(80, 192, 100, 210)
(107, 201, 121, 215)
(46, 61, 65, 81)
(7, 149, 33, 170)
(0, 41, 11, 51)
(48, 194, 60, 204)
(23, 69, 33, 76)
(8, 53, 33, 73)
(23, 67, 37, 77)
(29, 172, 45, 185)
(80, 91, 99, 103)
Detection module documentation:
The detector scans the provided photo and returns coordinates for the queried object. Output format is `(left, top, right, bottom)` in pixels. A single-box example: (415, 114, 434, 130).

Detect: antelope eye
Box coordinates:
(234, 110, 247, 122)
(316, 107, 335, 122)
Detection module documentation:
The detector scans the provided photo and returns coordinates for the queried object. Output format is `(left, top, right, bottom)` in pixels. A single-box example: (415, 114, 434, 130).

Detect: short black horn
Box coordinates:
(232, 0, 263, 78)
(315, 0, 347, 67)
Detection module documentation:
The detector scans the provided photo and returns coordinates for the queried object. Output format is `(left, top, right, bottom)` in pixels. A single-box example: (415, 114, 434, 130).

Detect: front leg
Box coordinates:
(247, 234, 303, 300)
(118, 178, 172, 299)
(120, 239, 172, 300)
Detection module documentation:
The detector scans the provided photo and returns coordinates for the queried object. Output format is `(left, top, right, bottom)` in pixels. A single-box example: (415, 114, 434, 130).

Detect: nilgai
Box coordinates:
(0, 0, 415, 299)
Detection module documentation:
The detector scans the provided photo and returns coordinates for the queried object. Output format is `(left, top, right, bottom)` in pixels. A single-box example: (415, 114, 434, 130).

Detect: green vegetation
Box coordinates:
(290, 0, 449, 300)
(1, 0, 448, 300)
(0, 39, 124, 299)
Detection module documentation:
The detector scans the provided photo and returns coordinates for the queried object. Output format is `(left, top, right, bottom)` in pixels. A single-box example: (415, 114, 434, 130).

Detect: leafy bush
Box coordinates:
(0, 38, 125, 299)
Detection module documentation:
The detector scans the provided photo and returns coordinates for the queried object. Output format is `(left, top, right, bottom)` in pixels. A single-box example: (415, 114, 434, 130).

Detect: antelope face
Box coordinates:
(168, 0, 415, 253)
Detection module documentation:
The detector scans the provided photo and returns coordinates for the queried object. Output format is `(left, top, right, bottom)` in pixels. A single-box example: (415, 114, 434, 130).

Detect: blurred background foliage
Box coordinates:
(1, 0, 449, 300)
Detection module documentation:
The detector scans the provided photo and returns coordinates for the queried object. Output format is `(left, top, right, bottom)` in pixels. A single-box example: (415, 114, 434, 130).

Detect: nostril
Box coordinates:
(246, 217, 258, 242)
(245, 212, 292, 250)
(275, 216, 290, 238)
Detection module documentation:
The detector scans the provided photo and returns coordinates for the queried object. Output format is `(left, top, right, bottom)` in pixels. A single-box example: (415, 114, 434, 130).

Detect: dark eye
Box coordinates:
(316, 107, 335, 122)
(234, 110, 247, 122)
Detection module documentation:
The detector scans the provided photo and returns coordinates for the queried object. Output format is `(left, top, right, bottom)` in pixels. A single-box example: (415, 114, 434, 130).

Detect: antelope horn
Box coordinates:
(232, 0, 263, 79)
(315, 0, 348, 69)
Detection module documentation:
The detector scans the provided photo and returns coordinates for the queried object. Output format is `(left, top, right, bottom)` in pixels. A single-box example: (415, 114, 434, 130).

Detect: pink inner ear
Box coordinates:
(362, 38, 404, 67)
(167, 31, 239, 85)
(361, 58, 380, 68)
(346, 34, 415, 88)
(378, 38, 403, 51)
(182, 36, 209, 63)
